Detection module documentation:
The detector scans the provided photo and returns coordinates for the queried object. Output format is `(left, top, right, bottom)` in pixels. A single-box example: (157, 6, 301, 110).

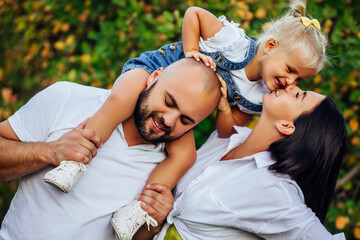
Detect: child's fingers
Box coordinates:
(216, 74, 227, 89)
(208, 58, 216, 70)
(199, 55, 210, 66)
(185, 51, 200, 61)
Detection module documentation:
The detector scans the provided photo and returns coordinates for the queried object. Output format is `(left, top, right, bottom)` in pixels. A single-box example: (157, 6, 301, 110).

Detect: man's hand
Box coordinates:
(49, 118, 102, 166)
(137, 184, 174, 226)
(185, 51, 216, 71)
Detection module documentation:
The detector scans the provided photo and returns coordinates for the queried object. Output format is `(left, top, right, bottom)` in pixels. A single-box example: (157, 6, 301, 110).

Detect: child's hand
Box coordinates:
(185, 51, 216, 71)
(217, 74, 231, 113)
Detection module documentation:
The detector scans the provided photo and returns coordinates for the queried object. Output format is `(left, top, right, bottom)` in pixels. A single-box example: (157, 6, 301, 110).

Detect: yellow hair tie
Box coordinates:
(300, 16, 321, 30)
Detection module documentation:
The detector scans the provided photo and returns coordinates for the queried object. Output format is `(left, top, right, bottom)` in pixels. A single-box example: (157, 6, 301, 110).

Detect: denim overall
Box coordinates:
(122, 37, 262, 113)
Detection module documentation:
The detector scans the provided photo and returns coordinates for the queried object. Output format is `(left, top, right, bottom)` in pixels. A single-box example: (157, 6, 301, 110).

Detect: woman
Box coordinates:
(134, 85, 346, 240)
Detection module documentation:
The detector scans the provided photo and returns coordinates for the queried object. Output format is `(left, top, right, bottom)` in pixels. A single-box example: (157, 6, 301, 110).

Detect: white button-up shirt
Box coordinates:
(165, 126, 345, 240)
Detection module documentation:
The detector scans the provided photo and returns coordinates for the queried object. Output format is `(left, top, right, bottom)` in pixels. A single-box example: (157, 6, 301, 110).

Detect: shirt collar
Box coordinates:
(224, 126, 276, 169)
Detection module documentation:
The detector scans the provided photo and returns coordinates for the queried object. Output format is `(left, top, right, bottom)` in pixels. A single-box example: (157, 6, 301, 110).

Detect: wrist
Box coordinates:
(218, 107, 232, 115)
(41, 141, 57, 165)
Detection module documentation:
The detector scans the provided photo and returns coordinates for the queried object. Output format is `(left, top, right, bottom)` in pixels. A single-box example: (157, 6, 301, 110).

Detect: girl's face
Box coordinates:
(259, 43, 318, 92)
(262, 85, 324, 123)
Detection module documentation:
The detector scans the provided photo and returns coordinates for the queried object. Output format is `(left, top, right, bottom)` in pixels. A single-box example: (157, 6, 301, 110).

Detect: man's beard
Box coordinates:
(134, 82, 181, 144)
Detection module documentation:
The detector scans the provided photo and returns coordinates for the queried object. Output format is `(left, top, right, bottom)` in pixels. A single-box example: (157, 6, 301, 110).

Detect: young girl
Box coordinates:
(43, 0, 327, 239)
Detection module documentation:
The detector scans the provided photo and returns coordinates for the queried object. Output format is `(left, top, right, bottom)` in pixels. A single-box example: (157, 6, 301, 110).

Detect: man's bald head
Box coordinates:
(158, 58, 221, 95)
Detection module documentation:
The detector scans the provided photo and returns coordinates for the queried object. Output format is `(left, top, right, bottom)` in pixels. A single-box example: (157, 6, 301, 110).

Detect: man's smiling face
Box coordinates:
(134, 61, 220, 144)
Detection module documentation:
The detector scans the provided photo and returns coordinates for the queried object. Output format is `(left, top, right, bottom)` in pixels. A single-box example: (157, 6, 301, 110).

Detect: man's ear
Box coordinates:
(264, 38, 278, 54)
(146, 67, 164, 88)
(275, 120, 295, 136)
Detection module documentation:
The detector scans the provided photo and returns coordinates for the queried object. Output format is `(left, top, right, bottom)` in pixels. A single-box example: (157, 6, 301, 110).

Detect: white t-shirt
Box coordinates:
(199, 16, 269, 114)
(0, 82, 166, 240)
(159, 126, 345, 240)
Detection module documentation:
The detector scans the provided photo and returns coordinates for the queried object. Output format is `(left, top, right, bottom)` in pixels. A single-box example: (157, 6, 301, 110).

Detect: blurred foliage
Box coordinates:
(0, 0, 359, 238)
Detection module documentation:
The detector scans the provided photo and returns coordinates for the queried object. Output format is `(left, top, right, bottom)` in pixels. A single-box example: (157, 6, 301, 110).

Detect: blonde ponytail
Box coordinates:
(257, 0, 327, 72)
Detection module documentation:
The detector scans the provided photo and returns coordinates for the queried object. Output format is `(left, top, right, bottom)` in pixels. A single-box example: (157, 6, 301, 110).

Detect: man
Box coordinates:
(0, 58, 220, 240)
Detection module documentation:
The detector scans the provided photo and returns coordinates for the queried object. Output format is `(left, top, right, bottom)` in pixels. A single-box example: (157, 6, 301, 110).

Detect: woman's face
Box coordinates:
(262, 85, 325, 122)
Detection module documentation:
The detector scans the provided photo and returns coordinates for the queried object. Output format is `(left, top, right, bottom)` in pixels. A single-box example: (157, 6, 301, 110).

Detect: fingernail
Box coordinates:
(146, 184, 152, 188)
(141, 202, 146, 207)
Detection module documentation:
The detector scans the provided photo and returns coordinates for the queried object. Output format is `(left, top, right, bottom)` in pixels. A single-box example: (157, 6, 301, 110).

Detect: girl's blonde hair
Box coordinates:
(257, 0, 327, 72)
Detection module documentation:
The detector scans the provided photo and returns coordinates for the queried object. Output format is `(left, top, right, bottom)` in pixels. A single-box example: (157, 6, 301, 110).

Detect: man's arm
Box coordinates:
(0, 119, 101, 181)
(133, 184, 174, 240)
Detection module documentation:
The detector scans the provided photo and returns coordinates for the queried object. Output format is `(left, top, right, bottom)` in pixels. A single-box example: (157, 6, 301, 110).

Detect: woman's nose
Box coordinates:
(285, 84, 295, 92)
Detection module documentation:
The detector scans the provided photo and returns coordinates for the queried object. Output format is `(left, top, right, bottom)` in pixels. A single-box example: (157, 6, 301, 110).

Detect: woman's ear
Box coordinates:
(146, 67, 164, 88)
(264, 38, 278, 54)
(275, 120, 295, 136)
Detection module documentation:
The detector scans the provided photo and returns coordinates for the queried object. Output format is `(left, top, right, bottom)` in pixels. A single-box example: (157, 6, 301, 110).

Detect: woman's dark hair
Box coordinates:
(269, 97, 346, 223)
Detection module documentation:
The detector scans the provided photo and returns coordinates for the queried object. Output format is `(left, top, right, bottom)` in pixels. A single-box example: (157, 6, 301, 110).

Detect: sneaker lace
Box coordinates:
(115, 203, 158, 234)
(58, 161, 87, 177)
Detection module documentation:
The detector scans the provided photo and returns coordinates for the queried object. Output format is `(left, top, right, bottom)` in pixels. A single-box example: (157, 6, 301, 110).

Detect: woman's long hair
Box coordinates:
(269, 97, 346, 223)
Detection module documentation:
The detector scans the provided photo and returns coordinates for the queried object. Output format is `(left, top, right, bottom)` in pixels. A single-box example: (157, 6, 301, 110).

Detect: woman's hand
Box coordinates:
(185, 51, 216, 70)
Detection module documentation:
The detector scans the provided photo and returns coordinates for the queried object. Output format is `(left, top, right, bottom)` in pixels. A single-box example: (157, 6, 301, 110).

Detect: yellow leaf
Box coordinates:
(54, 41, 65, 51)
(313, 74, 322, 84)
(336, 202, 346, 210)
(335, 215, 349, 230)
(159, 33, 167, 41)
(65, 34, 75, 46)
(245, 11, 254, 21)
(314, 88, 321, 93)
(343, 109, 353, 119)
(351, 136, 359, 146)
(80, 73, 90, 83)
(349, 118, 359, 132)
(81, 54, 91, 64)
(237, 1, 248, 10)
(236, 9, 246, 19)
(91, 79, 102, 88)
(330, 76, 338, 82)
(0, 68, 3, 81)
(354, 225, 360, 239)
(255, 8, 267, 19)
(61, 22, 70, 33)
